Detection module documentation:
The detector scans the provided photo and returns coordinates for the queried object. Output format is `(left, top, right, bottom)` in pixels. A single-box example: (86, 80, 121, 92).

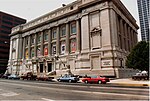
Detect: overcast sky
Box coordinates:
(0, 0, 141, 40)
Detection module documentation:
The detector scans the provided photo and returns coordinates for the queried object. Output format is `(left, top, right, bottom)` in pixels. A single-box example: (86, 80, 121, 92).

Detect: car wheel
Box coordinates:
(69, 80, 72, 83)
(85, 80, 88, 84)
(58, 79, 61, 82)
(98, 80, 102, 84)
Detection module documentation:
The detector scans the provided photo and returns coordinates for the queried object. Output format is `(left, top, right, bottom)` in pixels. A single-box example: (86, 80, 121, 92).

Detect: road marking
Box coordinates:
(41, 98, 54, 101)
(0, 81, 148, 99)
(0, 92, 19, 96)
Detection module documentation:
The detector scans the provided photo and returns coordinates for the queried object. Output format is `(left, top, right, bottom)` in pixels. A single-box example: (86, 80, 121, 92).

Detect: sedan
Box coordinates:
(8, 74, 20, 80)
(57, 74, 79, 83)
(82, 75, 110, 84)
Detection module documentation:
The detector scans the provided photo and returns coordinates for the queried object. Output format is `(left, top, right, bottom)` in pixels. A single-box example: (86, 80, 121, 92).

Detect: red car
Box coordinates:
(82, 75, 110, 84)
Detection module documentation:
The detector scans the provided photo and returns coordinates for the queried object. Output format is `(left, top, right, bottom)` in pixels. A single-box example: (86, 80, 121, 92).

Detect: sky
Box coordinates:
(0, 0, 141, 40)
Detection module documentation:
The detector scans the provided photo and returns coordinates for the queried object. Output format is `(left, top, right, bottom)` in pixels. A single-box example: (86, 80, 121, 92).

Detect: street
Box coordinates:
(0, 79, 149, 100)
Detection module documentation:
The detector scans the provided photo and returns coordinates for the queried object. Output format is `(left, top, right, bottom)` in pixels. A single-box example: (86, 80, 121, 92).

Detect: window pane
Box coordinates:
(60, 25, 66, 36)
(71, 23, 76, 34)
(52, 29, 57, 39)
(44, 31, 48, 41)
(38, 34, 41, 43)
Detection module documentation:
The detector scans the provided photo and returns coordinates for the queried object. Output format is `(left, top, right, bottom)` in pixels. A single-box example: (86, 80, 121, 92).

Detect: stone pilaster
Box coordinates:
(120, 19, 125, 50)
(41, 32, 44, 56)
(48, 29, 52, 56)
(22, 38, 25, 59)
(9, 40, 13, 60)
(28, 36, 31, 59)
(56, 27, 60, 55)
(18, 37, 23, 59)
(66, 23, 70, 54)
(34, 34, 37, 57)
(76, 19, 81, 52)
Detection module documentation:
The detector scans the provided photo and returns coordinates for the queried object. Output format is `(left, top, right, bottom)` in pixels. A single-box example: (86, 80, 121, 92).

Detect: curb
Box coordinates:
(109, 82, 150, 87)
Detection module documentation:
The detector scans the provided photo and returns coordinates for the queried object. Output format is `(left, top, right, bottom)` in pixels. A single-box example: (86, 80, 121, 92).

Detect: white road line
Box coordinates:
(0, 81, 148, 99)
(0, 92, 19, 96)
(41, 98, 55, 101)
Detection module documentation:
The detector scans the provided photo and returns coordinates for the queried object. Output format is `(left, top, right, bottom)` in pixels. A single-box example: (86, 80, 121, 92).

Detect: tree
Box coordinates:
(126, 41, 149, 72)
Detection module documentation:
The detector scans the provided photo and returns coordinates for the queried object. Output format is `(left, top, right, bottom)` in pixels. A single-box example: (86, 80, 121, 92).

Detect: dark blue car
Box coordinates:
(57, 74, 79, 83)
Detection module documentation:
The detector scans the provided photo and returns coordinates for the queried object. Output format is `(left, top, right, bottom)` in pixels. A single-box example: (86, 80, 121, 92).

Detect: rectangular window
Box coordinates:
(70, 22, 76, 35)
(37, 34, 41, 43)
(44, 31, 48, 41)
(12, 39, 16, 49)
(37, 46, 41, 57)
(25, 37, 29, 47)
(52, 28, 57, 39)
(31, 35, 35, 45)
(31, 48, 34, 58)
(60, 25, 66, 37)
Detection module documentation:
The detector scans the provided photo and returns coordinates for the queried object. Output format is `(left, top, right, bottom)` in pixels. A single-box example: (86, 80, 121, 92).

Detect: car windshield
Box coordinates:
(91, 76, 97, 78)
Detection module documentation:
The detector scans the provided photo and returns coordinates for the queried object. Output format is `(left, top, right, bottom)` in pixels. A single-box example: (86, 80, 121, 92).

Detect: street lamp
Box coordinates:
(54, 55, 65, 67)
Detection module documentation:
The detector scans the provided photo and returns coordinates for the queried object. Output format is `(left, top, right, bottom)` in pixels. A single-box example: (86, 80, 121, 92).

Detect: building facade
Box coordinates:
(137, 0, 149, 41)
(0, 11, 26, 73)
(8, 0, 139, 78)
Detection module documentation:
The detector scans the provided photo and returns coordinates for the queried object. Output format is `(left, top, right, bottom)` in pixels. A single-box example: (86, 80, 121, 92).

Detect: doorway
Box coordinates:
(48, 63, 52, 72)
(40, 63, 43, 73)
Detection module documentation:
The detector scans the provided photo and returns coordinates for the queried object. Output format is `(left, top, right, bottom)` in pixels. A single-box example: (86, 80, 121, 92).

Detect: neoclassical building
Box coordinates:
(8, 0, 139, 78)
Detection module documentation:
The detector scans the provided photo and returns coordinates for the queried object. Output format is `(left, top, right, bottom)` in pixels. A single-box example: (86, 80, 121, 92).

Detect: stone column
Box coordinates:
(48, 29, 52, 57)
(76, 19, 81, 52)
(56, 27, 60, 55)
(22, 38, 25, 59)
(18, 36, 23, 59)
(34, 34, 37, 57)
(120, 19, 125, 50)
(9, 39, 13, 60)
(66, 23, 70, 54)
(41, 32, 44, 56)
(28, 36, 31, 59)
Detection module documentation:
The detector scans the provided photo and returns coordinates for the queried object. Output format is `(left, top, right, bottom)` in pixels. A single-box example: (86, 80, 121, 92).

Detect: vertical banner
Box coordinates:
(37, 47, 41, 56)
(44, 47, 48, 56)
(61, 42, 65, 54)
(25, 50, 28, 59)
(71, 39, 76, 52)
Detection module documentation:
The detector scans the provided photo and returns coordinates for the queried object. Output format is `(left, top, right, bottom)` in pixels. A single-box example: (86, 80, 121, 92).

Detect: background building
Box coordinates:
(0, 11, 26, 73)
(137, 0, 149, 41)
(8, 0, 139, 78)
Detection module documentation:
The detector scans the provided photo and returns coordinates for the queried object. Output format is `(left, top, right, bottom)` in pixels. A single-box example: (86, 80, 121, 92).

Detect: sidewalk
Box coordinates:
(108, 78, 150, 87)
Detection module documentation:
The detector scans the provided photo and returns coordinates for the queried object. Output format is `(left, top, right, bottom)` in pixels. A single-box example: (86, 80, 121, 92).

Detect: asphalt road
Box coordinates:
(0, 79, 149, 100)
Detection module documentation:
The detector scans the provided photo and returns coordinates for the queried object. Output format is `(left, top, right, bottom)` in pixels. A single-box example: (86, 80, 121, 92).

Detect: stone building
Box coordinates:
(8, 0, 139, 78)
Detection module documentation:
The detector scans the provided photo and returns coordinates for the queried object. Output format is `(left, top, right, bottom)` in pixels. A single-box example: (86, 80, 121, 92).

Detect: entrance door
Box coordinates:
(40, 64, 43, 73)
(48, 63, 52, 72)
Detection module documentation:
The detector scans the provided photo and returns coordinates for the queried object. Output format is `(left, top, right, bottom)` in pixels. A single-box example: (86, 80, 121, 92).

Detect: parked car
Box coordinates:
(132, 71, 149, 80)
(1, 74, 11, 79)
(36, 74, 54, 81)
(8, 74, 20, 79)
(20, 72, 37, 80)
(82, 75, 110, 84)
(57, 74, 79, 83)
